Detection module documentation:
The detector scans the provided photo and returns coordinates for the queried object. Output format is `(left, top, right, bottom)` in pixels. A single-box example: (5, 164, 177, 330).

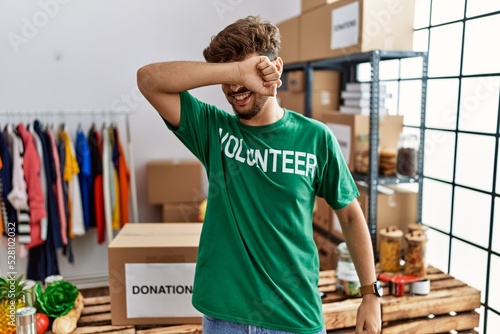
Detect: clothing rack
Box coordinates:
(0, 109, 139, 224)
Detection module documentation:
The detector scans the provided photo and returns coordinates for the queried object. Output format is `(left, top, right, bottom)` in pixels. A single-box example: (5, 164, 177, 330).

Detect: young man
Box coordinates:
(137, 16, 381, 334)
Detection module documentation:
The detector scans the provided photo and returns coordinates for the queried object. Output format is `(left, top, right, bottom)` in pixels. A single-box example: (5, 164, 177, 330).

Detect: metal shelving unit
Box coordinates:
(283, 50, 428, 257)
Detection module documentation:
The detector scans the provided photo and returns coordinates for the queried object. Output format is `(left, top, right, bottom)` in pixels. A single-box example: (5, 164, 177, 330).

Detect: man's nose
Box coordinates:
(230, 84, 243, 92)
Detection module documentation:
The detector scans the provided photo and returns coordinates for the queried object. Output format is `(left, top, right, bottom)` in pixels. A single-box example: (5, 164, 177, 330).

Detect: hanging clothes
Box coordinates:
(5, 124, 31, 245)
(17, 123, 46, 249)
(29, 125, 48, 241)
(101, 126, 113, 243)
(88, 125, 105, 244)
(75, 127, 92, 231)
(34, 120, 63, 248)
(46, 128, 68, 246)
(108, 127, 120, 231)
(57, 132, 74, 263)
(58, 126, 85, 237)
(0, 130, 15, 233)
(114, 127, 130, 226)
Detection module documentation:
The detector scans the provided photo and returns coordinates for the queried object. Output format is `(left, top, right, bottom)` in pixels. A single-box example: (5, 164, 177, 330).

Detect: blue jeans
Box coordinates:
(202, 315, 327, 334)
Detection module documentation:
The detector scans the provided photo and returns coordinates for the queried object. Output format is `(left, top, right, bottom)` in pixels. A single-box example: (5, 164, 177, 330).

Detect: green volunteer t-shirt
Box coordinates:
(164, 91, 359, 334)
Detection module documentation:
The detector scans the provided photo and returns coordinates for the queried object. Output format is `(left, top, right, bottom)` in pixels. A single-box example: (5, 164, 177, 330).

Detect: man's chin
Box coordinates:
(233, 106, 259, 121)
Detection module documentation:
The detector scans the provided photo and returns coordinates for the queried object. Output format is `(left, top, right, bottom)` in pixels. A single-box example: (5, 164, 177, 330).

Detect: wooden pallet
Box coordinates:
(319, 266, 481, 333)
(58, 266, 479, 334)
(57, 295, 202, 334)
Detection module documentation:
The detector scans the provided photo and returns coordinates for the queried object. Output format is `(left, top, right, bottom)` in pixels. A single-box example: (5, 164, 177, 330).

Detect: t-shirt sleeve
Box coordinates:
(163, 91, 217, 166)
(316, 127, 359, 210)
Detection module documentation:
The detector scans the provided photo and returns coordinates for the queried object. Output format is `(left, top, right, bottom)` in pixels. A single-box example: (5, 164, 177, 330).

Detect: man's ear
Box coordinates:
(274, 56, 284, 74)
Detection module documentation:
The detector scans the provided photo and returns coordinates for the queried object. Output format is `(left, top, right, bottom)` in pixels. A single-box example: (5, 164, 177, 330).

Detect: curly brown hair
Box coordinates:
(203, 16, 281, 63)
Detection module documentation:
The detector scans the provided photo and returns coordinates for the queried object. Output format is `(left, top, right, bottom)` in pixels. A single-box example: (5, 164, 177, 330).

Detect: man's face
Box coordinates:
(222, 82, 269, 121)
(221, 53, 274, 121)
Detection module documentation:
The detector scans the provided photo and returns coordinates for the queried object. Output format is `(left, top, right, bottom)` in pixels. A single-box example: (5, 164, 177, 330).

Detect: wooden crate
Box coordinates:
(319, 266, 481, 333)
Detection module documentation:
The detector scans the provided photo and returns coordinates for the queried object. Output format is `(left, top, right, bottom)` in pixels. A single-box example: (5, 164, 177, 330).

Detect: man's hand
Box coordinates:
(356, 294, 382, 334)
(237, 56, 282, 96)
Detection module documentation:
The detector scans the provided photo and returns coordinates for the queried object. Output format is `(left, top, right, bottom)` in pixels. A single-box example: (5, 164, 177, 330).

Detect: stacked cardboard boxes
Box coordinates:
(278, 0, 415, 63)
(312, 197, 343, 270)
(146, 160, 205, 222)
(277, 70, 341, 120)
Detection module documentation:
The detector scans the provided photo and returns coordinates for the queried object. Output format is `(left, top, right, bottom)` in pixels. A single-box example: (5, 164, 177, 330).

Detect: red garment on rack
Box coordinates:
(17, 123, 46, 249)
(114, 128, 130, 226)
(89, 128, 106, 244)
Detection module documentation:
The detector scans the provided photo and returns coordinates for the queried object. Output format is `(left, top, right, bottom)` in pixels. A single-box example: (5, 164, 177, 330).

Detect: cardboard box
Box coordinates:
(287, 70, 305, 93)
(319, 185, 417, 251)
(313, 197, 333, 232)
(108, 223, 203, 325)
(312, 196, 343, 271)
(313, 230, 339, 270)
(277, 16, 301, 64)
(280, 70, 342, 119)
(300, 0, 415, 61)
(279, 91, 341, 120)
(147, 160, 204, 204)
(356, 185, 418, 249)
(321, 112, 403, 171)
(286, 70, 342, 93)
(302, 0, 333, 13)
(278, 90, 305, 115)
(162, 202, 202, 222)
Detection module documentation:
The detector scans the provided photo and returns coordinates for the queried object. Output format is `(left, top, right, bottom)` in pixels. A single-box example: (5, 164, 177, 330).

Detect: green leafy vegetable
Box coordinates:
(34, 280, 79, 318)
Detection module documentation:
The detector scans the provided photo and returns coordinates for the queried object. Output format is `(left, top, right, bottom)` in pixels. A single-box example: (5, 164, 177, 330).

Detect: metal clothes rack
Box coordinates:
(0, 109, 139, 224)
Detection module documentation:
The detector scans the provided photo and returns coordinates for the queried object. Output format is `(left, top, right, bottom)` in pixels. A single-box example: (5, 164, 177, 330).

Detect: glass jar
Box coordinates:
(404, 230, 428, 278)
(396, 134, 419, 178)
(379, 226, 403, 272)
(407, 223, 429, 234)
(336, 242, 360, 296)
(354, 134, 369, 174)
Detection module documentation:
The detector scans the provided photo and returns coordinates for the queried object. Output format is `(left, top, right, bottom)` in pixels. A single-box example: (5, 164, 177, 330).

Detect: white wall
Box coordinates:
(0, 0, 300, 285)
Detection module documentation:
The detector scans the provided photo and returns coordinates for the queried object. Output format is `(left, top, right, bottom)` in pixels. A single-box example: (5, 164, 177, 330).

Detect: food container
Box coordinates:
(379, 226, 403, 272)
(379, 148, 397, 176)
(45, 274, 63, 286)
(407, 223, 429, 234)
(404, 230, 428, 278)
(22, 280, 37, 307)
(16, 306, 37, 334)
(336, 242, 360, 296)
(396, 133, 419, 178)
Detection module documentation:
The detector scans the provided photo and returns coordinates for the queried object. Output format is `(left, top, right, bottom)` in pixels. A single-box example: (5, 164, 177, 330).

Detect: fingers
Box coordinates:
(257, 56, 281, 85)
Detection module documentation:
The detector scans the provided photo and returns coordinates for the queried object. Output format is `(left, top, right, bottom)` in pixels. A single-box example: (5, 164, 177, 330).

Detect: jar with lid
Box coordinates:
(336, 242, 360, 296)
(44, 274, 63, 287)
(396, 134, 419, 178)
(407, 223, 429, 234)
(354, 134, 369, 174)
(404, 230, 428, 277)
(379, 226, 403, 272)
